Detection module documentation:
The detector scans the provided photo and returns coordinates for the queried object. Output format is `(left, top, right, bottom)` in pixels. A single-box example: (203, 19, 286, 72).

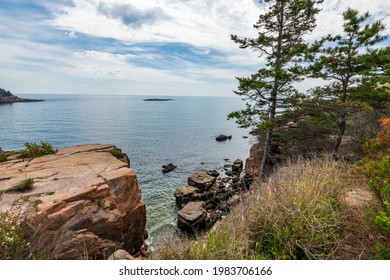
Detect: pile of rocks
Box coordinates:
(174, 159, 253, 233)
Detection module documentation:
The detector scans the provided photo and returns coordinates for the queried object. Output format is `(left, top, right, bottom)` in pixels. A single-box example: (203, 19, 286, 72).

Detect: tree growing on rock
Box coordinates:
(228, 0, 323, 176)
(309, 8, 387, 157)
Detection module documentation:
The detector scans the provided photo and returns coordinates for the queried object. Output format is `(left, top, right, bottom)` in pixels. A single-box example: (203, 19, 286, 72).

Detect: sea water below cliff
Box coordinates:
(0, 94, 252, 244)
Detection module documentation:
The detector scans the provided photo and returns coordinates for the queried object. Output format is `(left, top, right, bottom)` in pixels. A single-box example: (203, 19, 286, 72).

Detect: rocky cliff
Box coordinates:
(0, 144, 147, 259)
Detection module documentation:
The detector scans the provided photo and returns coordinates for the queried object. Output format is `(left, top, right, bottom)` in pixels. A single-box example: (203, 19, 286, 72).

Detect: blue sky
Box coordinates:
(0, 0, 389, 96)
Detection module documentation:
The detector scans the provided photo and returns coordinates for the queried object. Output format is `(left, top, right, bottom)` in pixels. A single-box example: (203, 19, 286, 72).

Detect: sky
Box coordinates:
(0, 0, 389, 96)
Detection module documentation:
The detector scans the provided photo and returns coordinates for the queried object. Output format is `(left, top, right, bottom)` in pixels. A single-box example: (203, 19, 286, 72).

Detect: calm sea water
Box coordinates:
(0, 94, 252, 244)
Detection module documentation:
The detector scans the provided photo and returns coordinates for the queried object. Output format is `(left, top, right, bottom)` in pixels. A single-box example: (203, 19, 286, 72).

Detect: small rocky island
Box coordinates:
(143, 98, 172, 101)
(0, 88, 43, 104)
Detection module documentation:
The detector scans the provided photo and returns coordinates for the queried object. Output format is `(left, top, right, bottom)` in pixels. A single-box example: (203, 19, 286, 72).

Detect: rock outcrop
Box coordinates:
(245, 142, 263, 176)
(0, 144, 147, 259)
(188, 170, 217, 191)
(175, 160, 253, 233)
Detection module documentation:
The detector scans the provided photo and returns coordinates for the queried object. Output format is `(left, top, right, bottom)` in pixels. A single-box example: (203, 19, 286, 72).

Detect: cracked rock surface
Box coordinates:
(0, 144, 146, 259)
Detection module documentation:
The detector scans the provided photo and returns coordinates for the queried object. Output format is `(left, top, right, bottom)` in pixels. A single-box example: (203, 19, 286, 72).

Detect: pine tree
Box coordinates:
(350, 46, 390, 111)
(310, 8, 386, 157)
(228, 0, 323, 176)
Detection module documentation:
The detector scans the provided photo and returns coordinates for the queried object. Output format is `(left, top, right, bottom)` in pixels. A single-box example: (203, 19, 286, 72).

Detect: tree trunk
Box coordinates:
(260, 122, 273, 177)
(332, 79, 348, 158)
(259, 1, 284, 178)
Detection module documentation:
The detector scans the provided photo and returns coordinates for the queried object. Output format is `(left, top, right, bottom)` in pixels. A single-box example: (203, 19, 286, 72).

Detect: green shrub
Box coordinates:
(0, 212, 29, 259)
(248, 158, 343, 260)
(5, 178, 34, 193)
(19, 141, 57, 159)
(33, 200, 42, 212)
(375, 242, 390, 260)
(109, 148, 125, 159)
(359, 118, 390, 259)
(0, 148, 7, 163)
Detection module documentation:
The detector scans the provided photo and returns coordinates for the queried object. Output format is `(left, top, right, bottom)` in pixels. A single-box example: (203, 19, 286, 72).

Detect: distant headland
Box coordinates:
(0, 88, 44, 104)
(143, 98, 173, 101)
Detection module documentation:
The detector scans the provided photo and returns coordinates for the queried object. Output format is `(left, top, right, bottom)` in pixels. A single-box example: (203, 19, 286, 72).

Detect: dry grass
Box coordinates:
(156, 155, 347, 260)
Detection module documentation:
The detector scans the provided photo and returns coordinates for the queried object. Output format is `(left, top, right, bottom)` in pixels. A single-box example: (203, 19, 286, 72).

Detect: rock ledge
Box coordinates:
(0, 144, 147, 259)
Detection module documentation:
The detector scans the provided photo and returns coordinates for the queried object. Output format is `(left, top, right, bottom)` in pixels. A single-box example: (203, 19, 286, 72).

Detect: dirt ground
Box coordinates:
(335, 174, 388, 259)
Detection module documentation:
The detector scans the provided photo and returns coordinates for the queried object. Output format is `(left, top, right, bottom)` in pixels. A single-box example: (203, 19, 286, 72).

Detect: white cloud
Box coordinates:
(66, 30, 78, 38)
(48, 0, 262, 51)
(310, 0, 390, 41)
(48, 0, 389, 49)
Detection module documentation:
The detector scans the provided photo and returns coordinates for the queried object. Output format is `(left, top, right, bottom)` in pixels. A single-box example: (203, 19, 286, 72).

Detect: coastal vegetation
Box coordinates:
(228, 0, 324, 176)
(19, 141, 57, 159)
(4, 179, 35, 194)
(0, 148, 7, 163)
(359, 118, 390, 258)
(0, 88, 13, 97)
(228, 0, 388, 176)
(0, 212, 29, 260)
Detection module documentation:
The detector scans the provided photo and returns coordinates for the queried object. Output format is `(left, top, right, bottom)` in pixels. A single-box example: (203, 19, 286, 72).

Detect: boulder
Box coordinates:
(0, 144, 147, 259)
(177, 201, 206, 232)
(207, 170, 220, 177)
(174, 186, 199, 208)
(188, 170, 216, 191)
(108, 249, 135, 260)
(232, 159, 243, 174)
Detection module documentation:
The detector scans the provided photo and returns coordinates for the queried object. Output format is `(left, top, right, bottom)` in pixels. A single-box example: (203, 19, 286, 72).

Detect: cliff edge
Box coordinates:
(0, 144, 147, 259)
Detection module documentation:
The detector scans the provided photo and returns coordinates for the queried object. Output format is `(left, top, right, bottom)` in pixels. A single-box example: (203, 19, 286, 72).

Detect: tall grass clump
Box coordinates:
(156, 156, 345, 260)
(249, 157, 344, 259)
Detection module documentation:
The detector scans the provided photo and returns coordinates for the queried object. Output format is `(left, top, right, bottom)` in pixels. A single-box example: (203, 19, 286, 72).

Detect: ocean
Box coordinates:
(0, 94, 253, 244)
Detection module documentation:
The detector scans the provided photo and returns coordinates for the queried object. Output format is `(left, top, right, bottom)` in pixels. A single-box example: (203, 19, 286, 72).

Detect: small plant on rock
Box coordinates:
(5, 178, 34, 193)
(19, 141, 57, 159)
(0, 148, 7, 163)
(109, 148, 125, 159)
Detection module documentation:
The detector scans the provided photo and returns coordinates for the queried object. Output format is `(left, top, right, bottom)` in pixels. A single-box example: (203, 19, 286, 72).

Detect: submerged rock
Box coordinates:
(162, 163, 177, 173)
(215, 135, 232, 142)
